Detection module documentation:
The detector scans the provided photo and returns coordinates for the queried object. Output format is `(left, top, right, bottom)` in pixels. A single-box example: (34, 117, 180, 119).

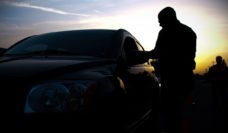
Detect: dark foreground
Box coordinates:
(137, 77, 228, 133)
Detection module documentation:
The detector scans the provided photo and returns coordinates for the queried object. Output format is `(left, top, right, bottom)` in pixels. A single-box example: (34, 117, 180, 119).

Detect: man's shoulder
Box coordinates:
(179, 23, 196, 37)
(179, 22, 191, 29)
(209, 65, 215, 70)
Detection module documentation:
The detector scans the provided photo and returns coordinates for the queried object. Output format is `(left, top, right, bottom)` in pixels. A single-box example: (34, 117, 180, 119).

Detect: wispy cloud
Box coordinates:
(93, 9, 102, 14)
(4, 1, 90, 17)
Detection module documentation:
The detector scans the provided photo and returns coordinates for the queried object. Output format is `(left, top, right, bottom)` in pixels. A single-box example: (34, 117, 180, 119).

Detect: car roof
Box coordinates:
(39, 29, 128, 36)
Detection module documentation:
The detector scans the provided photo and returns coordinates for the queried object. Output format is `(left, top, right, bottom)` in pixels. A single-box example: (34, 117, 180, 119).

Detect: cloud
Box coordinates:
(4, 1, 90, 17)
(93, 9, 102, 14)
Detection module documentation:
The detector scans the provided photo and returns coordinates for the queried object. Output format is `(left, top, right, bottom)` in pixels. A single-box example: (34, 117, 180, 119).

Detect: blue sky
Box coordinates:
(0, 0, 228, 73)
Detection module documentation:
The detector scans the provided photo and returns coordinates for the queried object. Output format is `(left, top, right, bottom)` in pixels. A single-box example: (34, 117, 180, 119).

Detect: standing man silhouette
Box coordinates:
(206, 56, 228, 109)
(149, 7, 197, 133)
(127, 6, 196, 133)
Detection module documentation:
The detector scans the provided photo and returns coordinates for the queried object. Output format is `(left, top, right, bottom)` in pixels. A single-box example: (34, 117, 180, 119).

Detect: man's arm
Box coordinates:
(149, 30, 163, 59)
(126, 30, 162, 64)
(127, 50, 151, 65)
(126, 48, 160, 65)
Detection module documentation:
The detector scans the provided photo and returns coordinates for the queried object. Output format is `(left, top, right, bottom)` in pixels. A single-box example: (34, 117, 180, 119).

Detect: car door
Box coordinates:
(118, 36, 159, 122)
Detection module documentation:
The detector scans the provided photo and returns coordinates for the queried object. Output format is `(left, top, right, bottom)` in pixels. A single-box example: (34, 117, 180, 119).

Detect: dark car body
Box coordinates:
(0, 48, 6, 55)
(0, 29, 159, 131)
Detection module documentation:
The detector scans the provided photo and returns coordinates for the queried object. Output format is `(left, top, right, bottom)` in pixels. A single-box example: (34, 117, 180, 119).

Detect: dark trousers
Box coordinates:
(160, 72, 193, 133)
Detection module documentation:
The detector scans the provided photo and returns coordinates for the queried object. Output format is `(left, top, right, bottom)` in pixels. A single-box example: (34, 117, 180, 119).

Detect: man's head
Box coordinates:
(158, 7, 178, 28)
(216, 56, 223, 65)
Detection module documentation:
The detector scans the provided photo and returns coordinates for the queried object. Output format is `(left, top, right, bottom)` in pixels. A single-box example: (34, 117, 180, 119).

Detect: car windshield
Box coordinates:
(5, 30, 118, 58)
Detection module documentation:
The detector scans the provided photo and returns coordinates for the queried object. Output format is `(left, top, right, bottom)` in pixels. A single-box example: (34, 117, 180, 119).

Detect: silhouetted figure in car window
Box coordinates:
(206, 56, 228, 109)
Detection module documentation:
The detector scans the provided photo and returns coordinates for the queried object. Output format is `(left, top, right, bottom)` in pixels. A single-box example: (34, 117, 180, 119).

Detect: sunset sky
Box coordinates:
(0, 0, 227, 74)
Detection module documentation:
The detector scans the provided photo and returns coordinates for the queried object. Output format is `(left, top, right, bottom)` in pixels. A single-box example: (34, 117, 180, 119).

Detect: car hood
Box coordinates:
(0, 56, 115, 79)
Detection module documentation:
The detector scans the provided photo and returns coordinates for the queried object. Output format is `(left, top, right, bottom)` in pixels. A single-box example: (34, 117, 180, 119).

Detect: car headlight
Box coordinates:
(24, 81, 96, 113)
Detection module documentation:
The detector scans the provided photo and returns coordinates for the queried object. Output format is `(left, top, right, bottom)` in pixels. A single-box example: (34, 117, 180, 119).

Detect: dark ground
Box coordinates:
(189, 78, 228, 133)
(137, 77, 228, 133)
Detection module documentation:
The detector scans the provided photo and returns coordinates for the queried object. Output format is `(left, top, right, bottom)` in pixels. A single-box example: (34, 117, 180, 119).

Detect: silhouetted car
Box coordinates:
(0, 29, 159, 131)
(0, 47, 6, 55)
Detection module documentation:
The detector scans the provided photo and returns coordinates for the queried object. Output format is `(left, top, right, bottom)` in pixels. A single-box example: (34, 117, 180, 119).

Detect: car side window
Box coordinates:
(136, 41, 144, 51)
(136, 41, 151, 65)
(123, 37, 138, 56)
(123, 37, 148, 65)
